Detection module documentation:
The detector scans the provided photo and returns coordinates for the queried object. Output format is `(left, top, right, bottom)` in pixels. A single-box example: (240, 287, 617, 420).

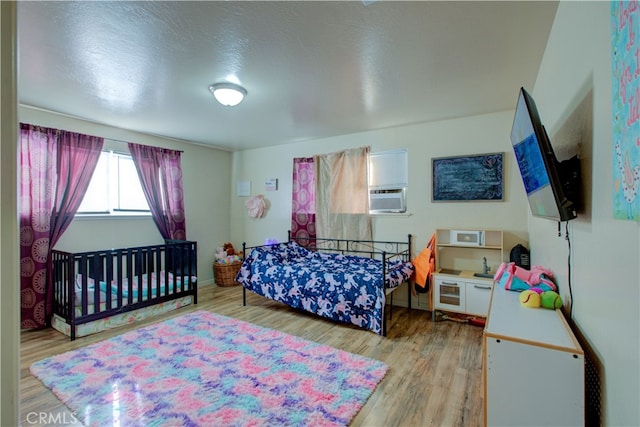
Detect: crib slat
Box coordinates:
(136, 249, 144, 303)
(126, 248, 133, 306)
(165, 245, 172, 296)
(146, 247, 153, 302)
(156, 246, 163, 299)
(116, 249, 123, 309)
(78, 255, 87, 317)
(92, 253, 102, 315)
(105, 251, 113, 311)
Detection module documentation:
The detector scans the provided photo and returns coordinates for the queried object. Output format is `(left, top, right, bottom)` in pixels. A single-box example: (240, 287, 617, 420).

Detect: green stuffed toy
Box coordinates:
(540, 291, 563, 310)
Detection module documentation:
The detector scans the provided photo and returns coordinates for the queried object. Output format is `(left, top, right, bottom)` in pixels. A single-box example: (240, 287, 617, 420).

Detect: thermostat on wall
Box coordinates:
(264, 178, 278, 191)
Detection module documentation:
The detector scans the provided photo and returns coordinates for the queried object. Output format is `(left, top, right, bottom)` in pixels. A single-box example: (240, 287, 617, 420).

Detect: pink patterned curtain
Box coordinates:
(128, 143, 186, 240)
(291, 157, 316, 246)
(20, 125, 57, 329)
(19, 124, 103, 329)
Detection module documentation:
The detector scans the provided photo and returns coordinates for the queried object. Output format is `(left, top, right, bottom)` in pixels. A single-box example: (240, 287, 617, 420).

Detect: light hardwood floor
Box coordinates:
(20, 285, 484, 427)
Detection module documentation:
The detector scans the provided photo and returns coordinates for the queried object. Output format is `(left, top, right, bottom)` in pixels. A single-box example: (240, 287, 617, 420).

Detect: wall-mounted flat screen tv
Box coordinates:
(510, 87, 580, 222)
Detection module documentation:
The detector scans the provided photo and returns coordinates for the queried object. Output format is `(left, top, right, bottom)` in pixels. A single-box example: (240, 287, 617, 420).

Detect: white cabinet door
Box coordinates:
(484, 287, 584, 426)
(464, 280, 493, 316)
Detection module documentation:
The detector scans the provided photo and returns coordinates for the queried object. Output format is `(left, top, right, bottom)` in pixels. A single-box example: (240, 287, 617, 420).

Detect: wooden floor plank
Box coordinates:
(20, 285, 484, 426)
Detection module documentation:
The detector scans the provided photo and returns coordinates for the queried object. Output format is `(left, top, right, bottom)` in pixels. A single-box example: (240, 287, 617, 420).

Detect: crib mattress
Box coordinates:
(75, 271, 196, 307)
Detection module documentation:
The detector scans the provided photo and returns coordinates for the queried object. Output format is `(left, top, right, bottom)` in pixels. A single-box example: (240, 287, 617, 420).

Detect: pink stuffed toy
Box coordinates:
(494, 262, 557, 292)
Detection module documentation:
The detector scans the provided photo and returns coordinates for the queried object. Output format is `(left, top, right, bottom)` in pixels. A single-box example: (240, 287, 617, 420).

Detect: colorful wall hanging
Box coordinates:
(612, 1, 640, 221)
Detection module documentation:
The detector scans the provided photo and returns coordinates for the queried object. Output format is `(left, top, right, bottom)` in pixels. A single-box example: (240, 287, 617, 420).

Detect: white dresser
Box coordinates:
(483, 286, 584, 426)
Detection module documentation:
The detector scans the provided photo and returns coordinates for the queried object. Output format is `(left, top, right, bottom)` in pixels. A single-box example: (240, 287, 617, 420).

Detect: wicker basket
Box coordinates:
(213, 261, 242, 286)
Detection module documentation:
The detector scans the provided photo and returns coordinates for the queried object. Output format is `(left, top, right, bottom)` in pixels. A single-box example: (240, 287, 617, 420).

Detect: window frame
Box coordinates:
(76, 150, 151, 218)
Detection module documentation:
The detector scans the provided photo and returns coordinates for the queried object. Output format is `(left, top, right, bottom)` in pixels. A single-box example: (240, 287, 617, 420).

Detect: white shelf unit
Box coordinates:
(435, 228, 504, 274)
(483, 287, 584, 426)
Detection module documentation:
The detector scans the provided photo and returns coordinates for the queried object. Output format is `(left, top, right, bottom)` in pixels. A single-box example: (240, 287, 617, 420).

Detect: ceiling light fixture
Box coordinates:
(208, 82, 247, 107)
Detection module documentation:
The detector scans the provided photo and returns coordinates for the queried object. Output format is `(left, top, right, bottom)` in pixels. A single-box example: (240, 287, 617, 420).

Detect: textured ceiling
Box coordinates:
(18, 1, 558, 151)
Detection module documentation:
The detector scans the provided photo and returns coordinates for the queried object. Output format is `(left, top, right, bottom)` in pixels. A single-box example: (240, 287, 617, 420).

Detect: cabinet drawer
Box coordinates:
(465, 280, 493, 316)
(434, 278, 465, 313)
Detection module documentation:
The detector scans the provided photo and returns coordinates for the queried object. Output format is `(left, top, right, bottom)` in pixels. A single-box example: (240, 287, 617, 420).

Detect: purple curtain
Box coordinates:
(50, 131, 104, 246)
(128, 143, 186, 240)
(291, 157, 316, 246)
(19, 124, 103, 329)
(47, 131, 103, 319)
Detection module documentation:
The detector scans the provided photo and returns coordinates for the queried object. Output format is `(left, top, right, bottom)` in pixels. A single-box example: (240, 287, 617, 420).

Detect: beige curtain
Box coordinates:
(315, 146, 372, 242)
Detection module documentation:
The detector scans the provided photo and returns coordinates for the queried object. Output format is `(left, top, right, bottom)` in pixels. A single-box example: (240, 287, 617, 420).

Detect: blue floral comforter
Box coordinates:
(236, 242, 414, 334)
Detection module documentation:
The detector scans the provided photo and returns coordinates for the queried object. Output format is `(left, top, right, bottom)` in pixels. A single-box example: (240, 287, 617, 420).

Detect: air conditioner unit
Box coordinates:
(369, 188, 406, 214)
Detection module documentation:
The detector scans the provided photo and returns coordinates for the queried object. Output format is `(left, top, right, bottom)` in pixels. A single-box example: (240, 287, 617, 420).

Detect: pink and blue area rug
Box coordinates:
(30, 310, 388, 426)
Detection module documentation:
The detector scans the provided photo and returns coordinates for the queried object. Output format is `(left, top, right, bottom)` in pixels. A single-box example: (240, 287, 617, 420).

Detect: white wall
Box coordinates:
(0, 2, 19, 426)
(231, 111, 530, 249)
(533, 2, 639, 425)
(230, 110, 531, 307)
(19, 107, 234, 286)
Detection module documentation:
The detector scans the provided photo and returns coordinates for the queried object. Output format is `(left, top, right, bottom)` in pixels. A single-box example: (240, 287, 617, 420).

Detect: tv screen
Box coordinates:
(510, 87, 578, 222)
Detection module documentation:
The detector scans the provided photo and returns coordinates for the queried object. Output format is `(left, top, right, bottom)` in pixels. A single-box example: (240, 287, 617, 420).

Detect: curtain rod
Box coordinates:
(21, 121, 184, 153)
(105, 137, 184, 153)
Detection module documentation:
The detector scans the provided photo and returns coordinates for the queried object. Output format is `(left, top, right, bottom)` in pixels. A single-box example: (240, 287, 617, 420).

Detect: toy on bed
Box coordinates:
(51, 239, 198, 340)
(237, 232, 414, 336)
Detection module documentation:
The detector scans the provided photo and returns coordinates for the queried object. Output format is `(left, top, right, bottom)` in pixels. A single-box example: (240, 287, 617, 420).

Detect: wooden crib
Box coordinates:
(51, 240, 198, 340)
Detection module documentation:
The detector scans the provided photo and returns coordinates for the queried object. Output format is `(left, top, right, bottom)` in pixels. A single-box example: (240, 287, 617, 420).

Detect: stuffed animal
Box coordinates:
(223, 242, 235, 256)
(541, 291, 563, 310)
(494, 262, 558, 292)
(216, 243, 243, 264)
(519, 290, 541, 308)
(215, 246, 227, 261)
(518, 289, 563, 310)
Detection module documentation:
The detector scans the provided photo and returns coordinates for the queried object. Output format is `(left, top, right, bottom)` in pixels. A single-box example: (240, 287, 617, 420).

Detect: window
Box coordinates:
(77, 151, 150, 215)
